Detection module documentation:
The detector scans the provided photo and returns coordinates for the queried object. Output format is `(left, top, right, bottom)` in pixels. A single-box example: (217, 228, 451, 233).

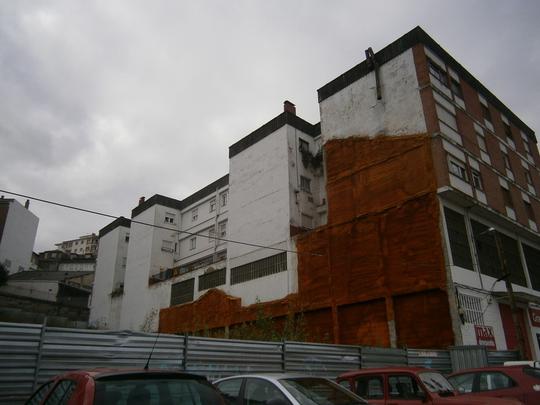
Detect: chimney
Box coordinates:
(25, 199, 30, 209)
(139, 196, 145, 205)
(284, 100, 296, 115)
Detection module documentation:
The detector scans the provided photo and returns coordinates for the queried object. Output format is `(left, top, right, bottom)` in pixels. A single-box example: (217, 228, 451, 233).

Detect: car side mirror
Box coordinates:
(266, 399, 290, 405)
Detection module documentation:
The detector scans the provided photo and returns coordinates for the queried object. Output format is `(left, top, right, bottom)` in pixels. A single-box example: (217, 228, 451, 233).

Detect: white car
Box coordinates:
(214, 374, 367, 405)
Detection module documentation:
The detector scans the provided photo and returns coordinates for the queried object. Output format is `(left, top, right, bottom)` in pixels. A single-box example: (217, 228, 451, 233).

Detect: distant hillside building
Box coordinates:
(90, 27, 540, 358)
(0, 198, 39, 275)
(55, 233, 98, 256)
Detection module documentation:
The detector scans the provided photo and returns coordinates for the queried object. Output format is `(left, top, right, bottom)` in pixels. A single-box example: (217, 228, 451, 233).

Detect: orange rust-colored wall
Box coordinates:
(160, 135, 455, 349)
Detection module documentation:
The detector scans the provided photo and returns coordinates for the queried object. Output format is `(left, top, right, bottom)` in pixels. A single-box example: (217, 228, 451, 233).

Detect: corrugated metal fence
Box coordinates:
(0, 322, 519, 404)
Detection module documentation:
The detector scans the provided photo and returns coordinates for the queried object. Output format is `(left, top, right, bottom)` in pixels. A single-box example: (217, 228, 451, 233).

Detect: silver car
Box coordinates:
(214, 374, 367, 405)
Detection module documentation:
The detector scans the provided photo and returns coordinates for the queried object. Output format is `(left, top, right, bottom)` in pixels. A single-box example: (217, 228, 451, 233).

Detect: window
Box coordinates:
(457, 293, 484, 324)
(481, 104, 492, 123)
(471, 170, 483, 190)
(472, 221, 501, 279)
(501, 186, 513, 208)
(355, 376, 384, 400)
(449, 158, 467, 181)
(525, 201, 536, 222)
(220, 192, 228, 207)
(231, 252, 287, 285)
(477, 134, 487, 152)
(216, 378, 242, 405)
(525, 169, 533, 185)
(218, 221, 227, 238)
(523, 244, 540, 291)
(27, 381, 54, 405)
(428, 59, 448, 87)
(448, 373, 475, 394)
(190, 237, 196, 250)
(191, 208, 198, 222)
(170, 278, 195, 306)
(299, 138, 309, 152)
(522, 132, 532, 154)
(125, 233, 130, 243)
(503, 123, 514, 143)
(388, 374, 425, 400)
(44, 379, 77, 405)
(162, 240, 173, 252)
(502, 151, 511, 170)
(300, 176, 311, 192)
(165, 213, 176, 224)
(244, 378, 289, 404)
(209, 199, 216, 212)
(444, 208, 474, 270)
(198, 268, 226, 291)
(478, 372, 515, 391)
(209, 227, 216, 243)
(450, 78, 463, 99)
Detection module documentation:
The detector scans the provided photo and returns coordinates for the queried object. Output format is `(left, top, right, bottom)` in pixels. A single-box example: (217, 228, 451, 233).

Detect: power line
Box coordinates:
(0, 189, 324, 257)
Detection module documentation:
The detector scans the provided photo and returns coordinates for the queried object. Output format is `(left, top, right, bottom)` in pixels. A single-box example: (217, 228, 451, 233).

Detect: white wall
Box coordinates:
(319, 49, 426, 142)
(89, 224, 129, 329)
(0, 200, 39, 275)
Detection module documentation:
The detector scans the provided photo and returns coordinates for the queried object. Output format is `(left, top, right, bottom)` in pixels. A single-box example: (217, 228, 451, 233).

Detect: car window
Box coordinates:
(280, 377, 366, 404)
(244, 378, 289, 405)
(523, 366, 540, 379)
(355, 376, 384, 399)
(95, 377, 223, 405)
(338, 379, 351, 390)
(448, 373, 475, 393)
(388, 375, 425, 400)
(44, 380, 77, 405)
(478, 372, 515, 391)
(216, 378, 243, 404)
(26, 381, 55, 405)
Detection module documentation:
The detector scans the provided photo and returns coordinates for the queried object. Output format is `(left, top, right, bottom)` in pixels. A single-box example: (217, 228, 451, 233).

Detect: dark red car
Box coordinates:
(448, 364, 540, 404)
(337, 367, 522, 404)
(25, 368, 225, 405)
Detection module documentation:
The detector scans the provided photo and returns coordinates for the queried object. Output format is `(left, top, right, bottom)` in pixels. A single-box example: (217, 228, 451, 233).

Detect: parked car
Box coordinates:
(448, 363, 540, 404)
(25, 368, 225, 405)
(214, 374, 368, 405)
(337, 367, 522, 404)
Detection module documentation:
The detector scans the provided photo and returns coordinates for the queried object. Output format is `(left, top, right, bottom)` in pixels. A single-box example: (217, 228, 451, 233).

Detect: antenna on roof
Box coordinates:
(144, 332, 160, 371)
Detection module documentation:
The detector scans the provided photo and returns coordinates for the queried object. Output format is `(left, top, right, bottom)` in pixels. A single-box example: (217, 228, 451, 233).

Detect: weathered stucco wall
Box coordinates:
(160, 135, 454, 348)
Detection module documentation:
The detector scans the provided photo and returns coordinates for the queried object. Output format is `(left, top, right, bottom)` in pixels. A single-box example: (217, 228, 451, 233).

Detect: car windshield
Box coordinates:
(94, 377, 223, 405)
(279, 377, 366, 405)
(418, 372, 455, 395)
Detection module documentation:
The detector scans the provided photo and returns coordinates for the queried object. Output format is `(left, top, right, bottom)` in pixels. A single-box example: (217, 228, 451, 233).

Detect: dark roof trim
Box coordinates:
(181, 174, 229, 210)
(130, 175, 229, 219)
(317, 26, 535, 140)
(99, 216, 131, 239)
(229, 111, 321, 158)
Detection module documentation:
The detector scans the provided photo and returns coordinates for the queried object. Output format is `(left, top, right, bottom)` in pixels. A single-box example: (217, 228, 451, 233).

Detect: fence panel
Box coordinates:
(185, 336, 283, 380)
(449, 346, 488, 372)
(284, 341, 360, 378)
(407, 349, 452, 374)
(0, 322, 42, 404)
(487, 349, 519, 366)
(361, 346, 407, 368)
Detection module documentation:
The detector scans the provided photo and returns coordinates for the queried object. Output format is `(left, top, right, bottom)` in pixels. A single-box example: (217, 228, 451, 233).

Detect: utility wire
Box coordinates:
(0, 189, 324, 257)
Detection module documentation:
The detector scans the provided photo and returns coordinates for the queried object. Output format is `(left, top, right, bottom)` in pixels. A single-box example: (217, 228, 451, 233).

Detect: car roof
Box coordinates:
(215, 374, 331, 382)
(339, 367, 437, 378)
(56, 368, 207, 381)
(449, 365, 527, 376)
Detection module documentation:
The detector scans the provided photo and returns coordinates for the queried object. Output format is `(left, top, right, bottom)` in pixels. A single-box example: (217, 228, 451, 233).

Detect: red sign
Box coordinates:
(474, 325, 497, 349)
(529, 308, 540, 327)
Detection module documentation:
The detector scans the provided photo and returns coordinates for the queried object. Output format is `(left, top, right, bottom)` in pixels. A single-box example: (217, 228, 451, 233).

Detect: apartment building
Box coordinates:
(0, 198, 39, 275)
(91, 27, 540, 356)
(55, 233, 99, 256)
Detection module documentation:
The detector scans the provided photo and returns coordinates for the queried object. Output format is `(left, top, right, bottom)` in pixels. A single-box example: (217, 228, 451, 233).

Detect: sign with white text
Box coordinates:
(474, 325, 497, 349)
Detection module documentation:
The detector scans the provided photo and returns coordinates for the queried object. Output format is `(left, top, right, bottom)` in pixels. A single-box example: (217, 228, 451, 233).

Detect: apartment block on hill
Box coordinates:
(90, 27, 540, 357)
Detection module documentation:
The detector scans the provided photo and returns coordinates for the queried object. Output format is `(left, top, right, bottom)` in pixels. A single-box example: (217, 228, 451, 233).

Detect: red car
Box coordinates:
(337, 367, 522, 404)
(448, 363, 540, 404)
(25, 368, 225, 405)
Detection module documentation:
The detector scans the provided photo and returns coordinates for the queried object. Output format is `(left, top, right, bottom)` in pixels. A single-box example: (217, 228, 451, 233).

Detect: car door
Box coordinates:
(386, 374, 428, 405)
(354, 374, 385, 405)
(474, 371, 523, 402)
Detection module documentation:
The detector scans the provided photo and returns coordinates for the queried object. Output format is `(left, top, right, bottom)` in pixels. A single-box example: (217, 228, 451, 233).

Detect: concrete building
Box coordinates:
(38, 250, 96, 273)
(55, 233, 98, 256)
(0, 198, 39, 275)
(90, 27, 540, 357)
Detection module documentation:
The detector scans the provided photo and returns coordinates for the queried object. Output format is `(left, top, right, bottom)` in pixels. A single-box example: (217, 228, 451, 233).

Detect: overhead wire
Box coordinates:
(0, 189, 324, 257)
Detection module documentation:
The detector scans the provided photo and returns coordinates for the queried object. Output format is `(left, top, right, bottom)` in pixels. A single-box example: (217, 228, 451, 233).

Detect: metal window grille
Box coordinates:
(458, 293, 484, 325)
(231, 252, 287, 285)
(198, 268, 226, 291)
(170, 278, 194, 306)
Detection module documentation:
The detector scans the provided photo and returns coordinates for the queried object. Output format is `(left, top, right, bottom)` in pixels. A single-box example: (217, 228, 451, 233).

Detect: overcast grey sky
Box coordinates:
(1, 0, 539, 252)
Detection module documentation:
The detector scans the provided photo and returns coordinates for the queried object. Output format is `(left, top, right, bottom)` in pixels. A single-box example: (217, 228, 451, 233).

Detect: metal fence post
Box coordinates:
(183, 333, 189, 371)
(281, 341, 286, 373)
(32, 317, 47, 391)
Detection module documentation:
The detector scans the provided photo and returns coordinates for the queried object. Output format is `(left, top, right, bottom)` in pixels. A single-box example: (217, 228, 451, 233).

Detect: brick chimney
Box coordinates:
(284, 100, 296, 115)
(139, 196, 145, 205)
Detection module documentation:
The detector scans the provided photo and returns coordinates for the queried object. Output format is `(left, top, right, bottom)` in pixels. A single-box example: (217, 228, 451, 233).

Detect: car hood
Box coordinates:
(434, 394, 522, 405)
